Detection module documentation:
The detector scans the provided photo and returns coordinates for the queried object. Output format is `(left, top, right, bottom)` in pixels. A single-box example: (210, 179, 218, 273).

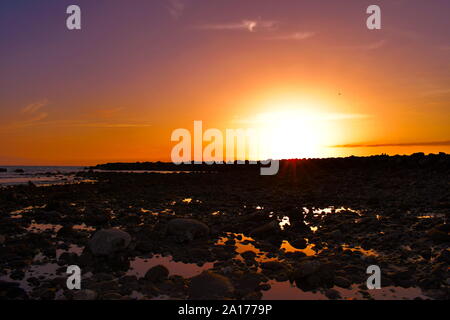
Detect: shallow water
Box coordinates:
(1, 202, 438, 300)
(128, 254, 214, 278)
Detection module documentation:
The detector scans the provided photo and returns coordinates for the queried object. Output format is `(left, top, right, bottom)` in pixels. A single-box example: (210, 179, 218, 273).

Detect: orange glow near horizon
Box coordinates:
(1, 1, 449, 165)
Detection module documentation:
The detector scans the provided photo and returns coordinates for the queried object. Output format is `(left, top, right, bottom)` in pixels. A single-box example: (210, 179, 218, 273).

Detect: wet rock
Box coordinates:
(92, 273, 115, 282)
(86, 212, 110, 226)
(300, 274, 322, 290)
(386, 266, 413, 284)
(234, 272, 263, 296)
(167, 218, 209, 242)
(88, 228, 131, 256)
(284, 251, 307, 259)
(73, 289, 98, 300)
(212, 246, 234, 261)
(258, 283, 271, 291)
(0, 168, 7, 172)
(119, 275, 140, 293)
(261, 261, 287, 272)
(290, 238, 307, 249)
(427, 229, 450, 243)
(57, 225, 76, 238)
(435, 223, 450, 233)
(330, 230, 343, 240)
(250, 221, 279, 237)
(334, 276, 351, 288)
(14, 169, 24, 173)
(243, 291, 262, 300)
(101, 292, 123, 300)
(0, 234, 5, 245)
(27, 277, 40, 287)
(32, 287, 56, 300)
(261, 261, 290, 281)
(10, 269, 25, 280)
(58, 252, 79, 266)
(241, 251, 257, 260)
(294, 260, 321, 278)
(145, 265, 169, 282)
(0, 281, 28, 300)
(292, 260, 335, 291)
(89, 280, 118, 292)
(436, 249, 450, 264)
(188, 271, 234, 299)
(422, 288, 447, 300)
(187, 247, 211, 262)
(225, 239, 236, 245)
(325, 288, 341, 300)
(135, 239, 154, 253)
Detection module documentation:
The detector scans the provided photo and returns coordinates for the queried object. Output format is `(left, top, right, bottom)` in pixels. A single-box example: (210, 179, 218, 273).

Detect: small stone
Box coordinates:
(260, 261, 287, 271)
(290, 238, 307, 249)
(73, 289, 98, 300)
(334, 276, 351, 288)
(145, 265, 169, 282)
(427, 229, 450, 243)
(241, 251, 257, 260)
(258, 283, 271, 291)
(101, 292, 123, 300)
(325, 288, 341, 300)
(330, 230, 343, 240)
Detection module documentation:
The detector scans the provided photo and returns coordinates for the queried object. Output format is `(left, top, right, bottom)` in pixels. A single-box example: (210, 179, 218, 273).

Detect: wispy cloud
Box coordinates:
(18, 100, 49, 126)
(265, 31, 316, 41)
(332, 140, 450, 148)
(21, 100, 47, 115)
(196, 19, 278, 33)
(4, 103, 151, 130)
(167, 0, 184, 19)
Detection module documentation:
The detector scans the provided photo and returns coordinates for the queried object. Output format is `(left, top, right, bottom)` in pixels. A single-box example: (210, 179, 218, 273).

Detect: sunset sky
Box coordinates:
(1, 0, 449, 165)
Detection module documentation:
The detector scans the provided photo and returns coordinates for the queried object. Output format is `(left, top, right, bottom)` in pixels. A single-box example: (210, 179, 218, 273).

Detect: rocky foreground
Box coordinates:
(0, 154, 449, 300)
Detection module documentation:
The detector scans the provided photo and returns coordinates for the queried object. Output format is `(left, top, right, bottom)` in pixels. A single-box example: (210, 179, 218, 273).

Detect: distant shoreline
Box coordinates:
(90, 152, 449, 172)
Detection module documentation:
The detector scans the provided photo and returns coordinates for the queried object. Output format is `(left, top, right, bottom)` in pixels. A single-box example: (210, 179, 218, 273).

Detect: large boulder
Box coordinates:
(294, 260, 321, 278)
(188, 271, 234, 299)
(427, 229, 450, 243)
(167, 218, 209, 242)
(88, 229, 131, 256)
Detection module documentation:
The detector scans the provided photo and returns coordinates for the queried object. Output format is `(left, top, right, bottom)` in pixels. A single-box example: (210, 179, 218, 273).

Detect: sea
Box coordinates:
(0, 166, 86, 187)
(0, 166, 193, 186)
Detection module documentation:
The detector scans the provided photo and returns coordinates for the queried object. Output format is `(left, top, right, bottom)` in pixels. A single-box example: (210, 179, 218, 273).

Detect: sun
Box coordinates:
(253, 109, 328, 160)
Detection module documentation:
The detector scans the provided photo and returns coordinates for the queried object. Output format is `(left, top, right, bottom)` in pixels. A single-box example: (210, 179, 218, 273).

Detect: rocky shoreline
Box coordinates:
(0, 154, 449, 300)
